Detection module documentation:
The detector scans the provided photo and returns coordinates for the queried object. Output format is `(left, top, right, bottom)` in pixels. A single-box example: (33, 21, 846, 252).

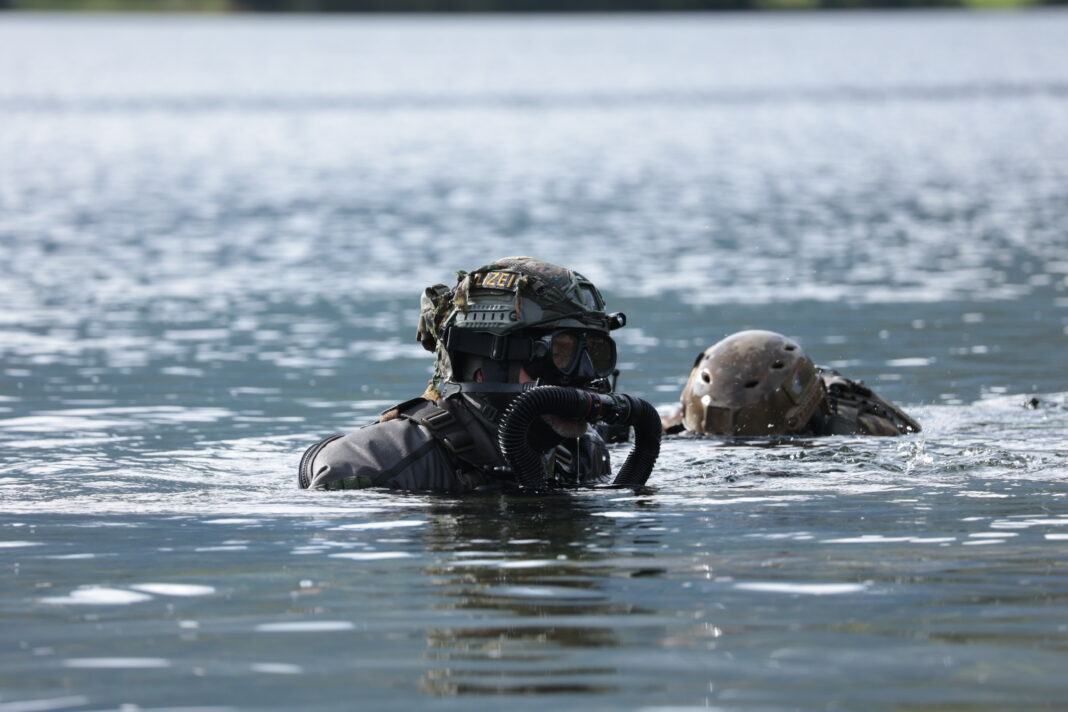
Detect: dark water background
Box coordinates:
(2, 10, 1068, 711)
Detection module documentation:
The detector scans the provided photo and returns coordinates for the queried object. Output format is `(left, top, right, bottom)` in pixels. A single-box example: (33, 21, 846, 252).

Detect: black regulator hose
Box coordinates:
(498, 386, 662, 490)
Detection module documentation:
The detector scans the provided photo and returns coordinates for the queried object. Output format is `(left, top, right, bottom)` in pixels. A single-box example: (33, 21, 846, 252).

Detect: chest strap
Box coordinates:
(385, 398, 504, 472)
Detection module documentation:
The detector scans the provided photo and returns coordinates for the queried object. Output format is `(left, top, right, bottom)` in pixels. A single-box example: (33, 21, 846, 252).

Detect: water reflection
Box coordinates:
(417, 496, 642, 696)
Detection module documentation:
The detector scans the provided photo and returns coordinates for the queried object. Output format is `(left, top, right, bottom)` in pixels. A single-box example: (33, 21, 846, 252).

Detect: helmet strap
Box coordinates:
(443, 326, 533, 362)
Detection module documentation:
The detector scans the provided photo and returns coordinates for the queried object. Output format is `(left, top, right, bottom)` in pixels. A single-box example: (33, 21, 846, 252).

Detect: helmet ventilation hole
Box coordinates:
(771, 360, 785, 369)
(744, 380, 760, 388)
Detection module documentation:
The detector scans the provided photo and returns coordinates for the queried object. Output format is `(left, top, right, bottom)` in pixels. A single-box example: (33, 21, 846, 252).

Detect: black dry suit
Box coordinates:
(299, 385, 661, 493)
(300, 388, 598, 493)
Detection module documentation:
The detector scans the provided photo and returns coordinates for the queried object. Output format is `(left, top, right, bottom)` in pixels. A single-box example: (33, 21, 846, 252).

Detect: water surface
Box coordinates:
(2, 10, 1068, 711)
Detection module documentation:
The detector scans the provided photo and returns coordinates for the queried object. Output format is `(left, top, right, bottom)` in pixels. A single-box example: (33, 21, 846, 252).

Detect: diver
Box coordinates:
(299, 256, 659, 493)
(662, 330, 921, 437)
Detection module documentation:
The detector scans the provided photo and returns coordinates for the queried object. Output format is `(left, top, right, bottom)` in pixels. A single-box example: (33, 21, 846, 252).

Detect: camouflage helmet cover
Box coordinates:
(416, 257, 613, 398)
(681, 330, 825, 436)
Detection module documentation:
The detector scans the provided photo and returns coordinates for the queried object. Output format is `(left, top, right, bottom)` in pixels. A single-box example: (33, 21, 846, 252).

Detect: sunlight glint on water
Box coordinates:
(2, 11, 1068, 712)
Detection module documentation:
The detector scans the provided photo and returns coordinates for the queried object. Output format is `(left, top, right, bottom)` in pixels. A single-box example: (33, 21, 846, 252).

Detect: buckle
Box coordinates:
(442, 432, 475, 454)
(490, 334, 506, 360)
(424, 409, 456, 430)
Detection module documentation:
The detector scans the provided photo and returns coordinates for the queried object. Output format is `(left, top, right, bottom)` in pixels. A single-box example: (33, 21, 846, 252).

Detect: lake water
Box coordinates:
(2, 9, 1068, 711)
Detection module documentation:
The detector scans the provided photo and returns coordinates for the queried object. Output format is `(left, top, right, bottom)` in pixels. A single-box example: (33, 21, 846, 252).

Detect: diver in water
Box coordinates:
(662, 330, 921, 437)
(300, 257, 647, 492)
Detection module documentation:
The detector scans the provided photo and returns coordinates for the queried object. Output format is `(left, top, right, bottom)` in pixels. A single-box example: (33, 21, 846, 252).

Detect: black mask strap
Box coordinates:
(443, 327, 532, 361)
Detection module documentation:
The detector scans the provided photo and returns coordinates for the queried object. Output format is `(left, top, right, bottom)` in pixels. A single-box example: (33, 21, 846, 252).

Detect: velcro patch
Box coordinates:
(472, 270, 519, 290)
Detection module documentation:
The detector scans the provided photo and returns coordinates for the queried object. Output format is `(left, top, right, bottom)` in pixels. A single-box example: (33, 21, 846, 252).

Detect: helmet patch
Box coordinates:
(472, 270, 519, 291)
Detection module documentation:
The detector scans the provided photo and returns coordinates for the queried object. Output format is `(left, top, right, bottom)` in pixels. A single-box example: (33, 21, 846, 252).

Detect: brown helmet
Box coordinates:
(680, 330, 826, 436)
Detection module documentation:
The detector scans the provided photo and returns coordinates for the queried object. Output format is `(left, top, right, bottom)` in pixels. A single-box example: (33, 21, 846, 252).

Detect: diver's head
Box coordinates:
(416, 256, 625, 403)
(680, 330, 825, 436)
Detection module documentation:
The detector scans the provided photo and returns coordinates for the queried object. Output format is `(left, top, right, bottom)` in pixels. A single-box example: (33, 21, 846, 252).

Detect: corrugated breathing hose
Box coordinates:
(498, 385, 662, 491)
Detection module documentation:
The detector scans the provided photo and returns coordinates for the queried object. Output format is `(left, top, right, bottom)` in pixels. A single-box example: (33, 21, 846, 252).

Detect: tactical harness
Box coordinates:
(298, 396, 504, 491)
(391, 395, 505, 474)
(391, 394, 610, 485)
(299, 393, 610, 490)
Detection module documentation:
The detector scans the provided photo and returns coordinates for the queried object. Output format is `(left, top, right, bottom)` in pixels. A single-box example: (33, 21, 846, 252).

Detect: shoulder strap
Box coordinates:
(379, 396, 432, 423)
(395, 398, 505, 472)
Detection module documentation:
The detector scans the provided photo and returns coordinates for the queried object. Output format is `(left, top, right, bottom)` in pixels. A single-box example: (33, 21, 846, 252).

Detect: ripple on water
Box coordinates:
(482, 585, 607, 600)
(203, 518, 263, 525)
(62, 658, 170, 669)
(249, 663, 303, 675)
(330, 519, 427, 531)
(733, 582, 872, 595)
(255, 621, 355, 633)
(37, 582, 212, 605)
(40, 587, 153, 605)
(128, 584, 216, 596)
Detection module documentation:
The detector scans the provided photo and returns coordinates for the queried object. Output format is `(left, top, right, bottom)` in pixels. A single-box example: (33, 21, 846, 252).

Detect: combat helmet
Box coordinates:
(680, 330, 825, 436)
(416, 256, 626, 400)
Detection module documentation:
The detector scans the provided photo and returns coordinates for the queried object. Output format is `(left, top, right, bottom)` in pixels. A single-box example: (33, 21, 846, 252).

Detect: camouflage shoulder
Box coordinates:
(818, 367, 921, 436)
